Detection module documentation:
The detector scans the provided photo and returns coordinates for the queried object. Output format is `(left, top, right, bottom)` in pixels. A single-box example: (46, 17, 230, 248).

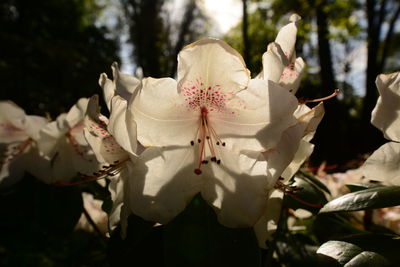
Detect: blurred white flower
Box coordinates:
(362, 71, 400, 185)
(0, 101, 48, 187)
(36, 98, 100, 183)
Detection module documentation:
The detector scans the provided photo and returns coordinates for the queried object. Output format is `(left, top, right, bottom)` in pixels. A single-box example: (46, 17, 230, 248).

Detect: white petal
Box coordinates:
(275, 14, 301, 61)
(22, 144, 53, 183)
(0, 101, 30, 143)
(177, 38, 250, 97)
(108, 166, 129, 231)
(65, 98, 89, 129)
(129, 77, 199, 147)
(24, 115, 48, 141)
(263, 123, 304, 182)
(212, 79, 298, 152)
(84, 95, 128, 164)
(362, 141, 400, 185)
(99, 73, 114, 111)
(279, 57, 306, 94)
(201, 149, 271, 228)
(108, 95, 137, 154)
(262, 42, 288, 82)
(100, 62, 141, 110)
(48, 138, 79, 182)
(371, 72, 400, 142)
(37, 113, 69, 158)
(253, 190, 283, 248)
(129, 146, 202, 224)
(281, 140, 314, 180)
(297, 102, 325, 141)
(111, 62, 141, 101)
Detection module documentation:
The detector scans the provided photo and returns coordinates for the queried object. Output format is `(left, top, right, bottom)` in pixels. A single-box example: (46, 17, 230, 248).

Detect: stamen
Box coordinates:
(192, 106, 226, 175)
(300, 89, 340, 104)
(55, 158, 130, 186)
(274, 180, 324, 208)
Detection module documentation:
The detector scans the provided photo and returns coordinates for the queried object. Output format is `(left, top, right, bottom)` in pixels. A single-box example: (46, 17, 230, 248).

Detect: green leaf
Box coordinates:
(298, 170, 331, 195)
(320, 186, 400, 213)
(283, 176, 328, 213)
(317, 240, 390, 266)
(341, 234, 400, 263)
(317, 234, 400, 266)
(345, 183, 383, 192)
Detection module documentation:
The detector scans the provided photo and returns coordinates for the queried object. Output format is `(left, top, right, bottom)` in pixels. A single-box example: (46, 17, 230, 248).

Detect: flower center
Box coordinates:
(191, 106, 225, 175)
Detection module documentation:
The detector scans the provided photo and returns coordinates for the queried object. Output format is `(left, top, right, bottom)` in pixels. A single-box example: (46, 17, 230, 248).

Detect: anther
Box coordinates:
(206, 136, 210, 139)
(222, 142, 226, 146)
(190, 140, 194, 146)
(216, 159, 221, 164)
(211, 157, 217, 162)
(194, 168, 202, 175)
(216, 141, 220, 145)
(198, 139, 201, 143)
(202, 160, 209, 164)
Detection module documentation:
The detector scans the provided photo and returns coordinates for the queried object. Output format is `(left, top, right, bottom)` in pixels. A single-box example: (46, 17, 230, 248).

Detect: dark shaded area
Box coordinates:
(109, 195, 261, 267)
(0, 176, 109, 267)
(0, 0, 119, 117)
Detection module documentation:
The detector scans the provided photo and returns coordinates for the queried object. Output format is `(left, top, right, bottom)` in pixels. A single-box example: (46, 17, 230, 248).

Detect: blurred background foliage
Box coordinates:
(1, 0, 400, 266)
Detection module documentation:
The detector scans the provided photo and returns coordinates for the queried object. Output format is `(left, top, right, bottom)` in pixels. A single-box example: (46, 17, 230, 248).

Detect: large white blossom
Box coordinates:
(0, 101, 48, 187)
(126, 37, 300, 228)
(362, 71, 400, 185)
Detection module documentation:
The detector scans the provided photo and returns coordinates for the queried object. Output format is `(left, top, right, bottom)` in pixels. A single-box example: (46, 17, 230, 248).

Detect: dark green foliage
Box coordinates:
(0, 176, 109, 267)
(0, 0, 119, 116)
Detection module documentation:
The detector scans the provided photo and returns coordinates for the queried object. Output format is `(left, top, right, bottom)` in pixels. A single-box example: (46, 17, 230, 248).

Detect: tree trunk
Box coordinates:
(242, 0, 251, 65)
(361, 0, 386, 152)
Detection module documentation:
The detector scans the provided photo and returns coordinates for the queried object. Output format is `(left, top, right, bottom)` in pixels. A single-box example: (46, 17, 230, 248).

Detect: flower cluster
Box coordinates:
(0, 15, 326, 245)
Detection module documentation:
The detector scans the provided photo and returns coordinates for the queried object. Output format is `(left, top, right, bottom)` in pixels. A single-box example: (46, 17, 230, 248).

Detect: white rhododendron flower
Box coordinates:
(36, 98, 100, 183)
(126, 37, 300, 228)
(362, 71, 400, 185)
(0, 101, 48, 187)
(84, 63, 141, 233)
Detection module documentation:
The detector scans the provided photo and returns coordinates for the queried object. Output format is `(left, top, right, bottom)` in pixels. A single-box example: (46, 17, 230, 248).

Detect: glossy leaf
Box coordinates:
(317, 240, 389, 266)
(283, 176, 328, 213)
(320, 186, 400, 213)
(345, 183, 383, 192)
